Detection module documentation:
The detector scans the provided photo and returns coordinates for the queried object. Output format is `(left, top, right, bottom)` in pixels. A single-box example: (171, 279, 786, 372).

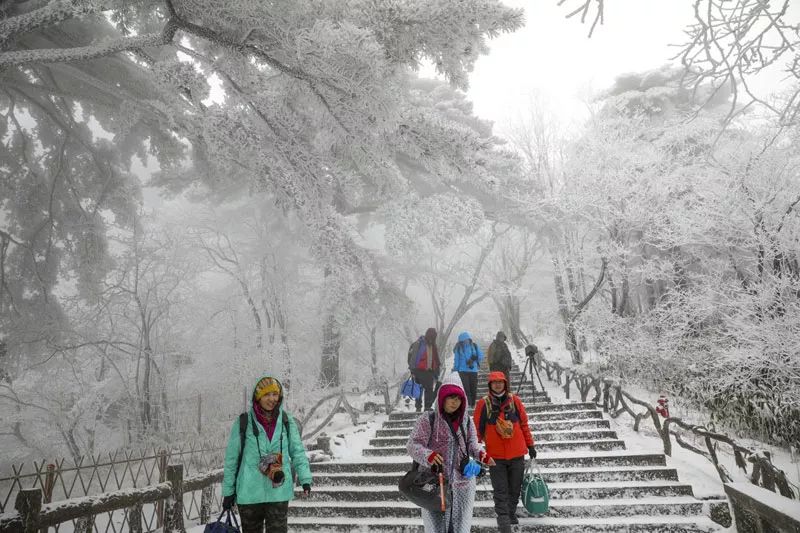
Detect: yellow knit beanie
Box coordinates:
(254, 377, 281, 401)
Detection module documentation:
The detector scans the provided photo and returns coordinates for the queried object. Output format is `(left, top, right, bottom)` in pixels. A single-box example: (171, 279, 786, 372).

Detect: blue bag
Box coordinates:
(204, 510, 240, 533)
(401, 376, 422, 400)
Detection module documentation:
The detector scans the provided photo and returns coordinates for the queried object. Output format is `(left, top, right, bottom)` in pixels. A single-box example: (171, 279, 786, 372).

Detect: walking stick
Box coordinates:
(438, 471, 446, 512)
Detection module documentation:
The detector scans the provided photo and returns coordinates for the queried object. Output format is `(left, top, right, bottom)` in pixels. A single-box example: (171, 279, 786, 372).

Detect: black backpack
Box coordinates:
(232, 411, 292, 489)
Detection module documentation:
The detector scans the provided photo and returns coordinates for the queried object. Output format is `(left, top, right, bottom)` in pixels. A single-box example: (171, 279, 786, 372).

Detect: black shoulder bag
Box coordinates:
(398, 412, 452, 512)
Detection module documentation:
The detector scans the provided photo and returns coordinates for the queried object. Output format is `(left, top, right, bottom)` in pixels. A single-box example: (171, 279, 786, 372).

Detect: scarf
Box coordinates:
(253, 400, 277, 440)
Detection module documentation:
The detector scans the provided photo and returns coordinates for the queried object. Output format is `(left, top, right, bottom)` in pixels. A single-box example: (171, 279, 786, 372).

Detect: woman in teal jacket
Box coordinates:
(221, 376, 312, 533)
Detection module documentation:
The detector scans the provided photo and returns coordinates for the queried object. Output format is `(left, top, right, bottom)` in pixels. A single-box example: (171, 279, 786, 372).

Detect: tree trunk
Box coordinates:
(369, 324, 378, 380)
(141, 327, 153, 431)
(319, 311, 340, 387)
(566, 321, 582, 364)
(551, 251, 573, 357)
(494, 294, 526, 348)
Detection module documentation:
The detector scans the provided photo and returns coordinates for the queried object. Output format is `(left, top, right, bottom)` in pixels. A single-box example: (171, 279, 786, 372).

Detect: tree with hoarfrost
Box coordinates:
(560, 0, 800, 127)
(0, 1, 525, 390)
(553, 66, 800, 445)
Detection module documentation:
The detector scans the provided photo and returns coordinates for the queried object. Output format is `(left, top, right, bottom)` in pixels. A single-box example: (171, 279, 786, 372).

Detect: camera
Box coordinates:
(258, 453, 285, 485)
(525, 344, 539, 359)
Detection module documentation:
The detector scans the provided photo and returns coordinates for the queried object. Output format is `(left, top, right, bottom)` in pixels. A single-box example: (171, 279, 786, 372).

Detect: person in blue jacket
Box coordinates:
(452, 331, 484, 407)
(221, 376, 312, 533)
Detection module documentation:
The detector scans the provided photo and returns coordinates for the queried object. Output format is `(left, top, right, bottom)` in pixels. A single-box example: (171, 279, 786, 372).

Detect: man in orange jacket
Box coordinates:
(473, 371, 536, 532)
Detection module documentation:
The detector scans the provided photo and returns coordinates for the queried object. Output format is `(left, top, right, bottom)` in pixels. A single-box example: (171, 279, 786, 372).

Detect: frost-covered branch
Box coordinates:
(557, 0, 604, 37)
(0, 0, 117, 41)
(0, 28, 177, 67)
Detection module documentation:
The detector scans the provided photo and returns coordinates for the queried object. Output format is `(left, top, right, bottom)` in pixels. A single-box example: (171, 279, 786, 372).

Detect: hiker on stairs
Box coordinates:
(407, 372, 492, 533)
(221, 376, 313, 533)
(407, 327, 442, 413)
(487, 331, 513, 388)
(474, 371, 536, 533)
(451, 331, 483, 408)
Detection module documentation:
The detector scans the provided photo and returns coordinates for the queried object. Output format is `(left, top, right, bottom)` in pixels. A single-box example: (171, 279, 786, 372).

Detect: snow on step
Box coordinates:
(300, 480, 698, 501)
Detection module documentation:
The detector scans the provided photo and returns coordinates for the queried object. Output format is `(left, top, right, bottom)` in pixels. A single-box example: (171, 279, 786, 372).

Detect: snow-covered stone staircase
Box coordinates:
(288, 365, 729, 532)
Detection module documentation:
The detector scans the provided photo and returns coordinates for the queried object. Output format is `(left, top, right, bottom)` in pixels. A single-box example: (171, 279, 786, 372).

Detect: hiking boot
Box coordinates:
(415, 405, 422, 413)
(497, 515, 512, 533)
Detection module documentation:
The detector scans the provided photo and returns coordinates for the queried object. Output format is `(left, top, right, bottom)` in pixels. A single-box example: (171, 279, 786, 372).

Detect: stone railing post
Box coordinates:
(200, 485, 213, 524)
(15, 488, 42, 533)
(40, 464, 55, 533)
(127, 502, 143, 533)
(317, 435, 331, 455)
(164, 464, 185, 533)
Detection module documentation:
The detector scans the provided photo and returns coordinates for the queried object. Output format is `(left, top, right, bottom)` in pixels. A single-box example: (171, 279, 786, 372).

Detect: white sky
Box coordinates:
(459, 0, 697, 131)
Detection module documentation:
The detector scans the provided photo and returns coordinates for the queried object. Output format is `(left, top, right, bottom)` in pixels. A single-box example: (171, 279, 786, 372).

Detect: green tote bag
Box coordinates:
(522, 457, 549, 515)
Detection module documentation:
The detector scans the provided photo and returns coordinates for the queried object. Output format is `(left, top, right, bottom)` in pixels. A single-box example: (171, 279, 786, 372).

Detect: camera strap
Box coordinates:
(444, 416, 469, 464)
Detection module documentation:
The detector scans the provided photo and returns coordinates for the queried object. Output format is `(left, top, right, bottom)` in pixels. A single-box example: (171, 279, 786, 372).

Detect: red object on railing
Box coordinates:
(655, 395, 670, 418)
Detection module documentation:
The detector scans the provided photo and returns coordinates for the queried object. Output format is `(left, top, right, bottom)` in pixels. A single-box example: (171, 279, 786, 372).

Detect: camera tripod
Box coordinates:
(516, 352, 545, 396)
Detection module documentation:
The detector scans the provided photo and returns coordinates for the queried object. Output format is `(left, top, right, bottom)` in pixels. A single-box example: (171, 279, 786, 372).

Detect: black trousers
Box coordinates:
(489, 456, 525, 520)
(411, 369, 437, 410)
(458, 371, 478, 407)
(238, 501, 289, 533)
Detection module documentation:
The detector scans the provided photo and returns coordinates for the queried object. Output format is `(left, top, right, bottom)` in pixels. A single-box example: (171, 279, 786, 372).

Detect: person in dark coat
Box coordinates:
(407, 327, 442, 412)
(487, 331, 513, 387)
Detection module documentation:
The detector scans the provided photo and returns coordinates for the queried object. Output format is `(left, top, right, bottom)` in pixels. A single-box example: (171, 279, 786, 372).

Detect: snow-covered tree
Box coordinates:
(1, 1, 525, 393)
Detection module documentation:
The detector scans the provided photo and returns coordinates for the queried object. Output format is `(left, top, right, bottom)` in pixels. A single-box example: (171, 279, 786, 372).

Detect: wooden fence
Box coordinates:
(0, 464, 220, 533)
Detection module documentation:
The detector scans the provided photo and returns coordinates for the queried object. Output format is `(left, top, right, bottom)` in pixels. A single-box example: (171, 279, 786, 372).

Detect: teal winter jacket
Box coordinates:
(221, 378, 312, 504)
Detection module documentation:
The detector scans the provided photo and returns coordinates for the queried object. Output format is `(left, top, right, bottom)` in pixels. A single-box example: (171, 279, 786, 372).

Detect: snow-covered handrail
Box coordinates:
(533, 354, 797, 500)
(724, 482, 800, 533)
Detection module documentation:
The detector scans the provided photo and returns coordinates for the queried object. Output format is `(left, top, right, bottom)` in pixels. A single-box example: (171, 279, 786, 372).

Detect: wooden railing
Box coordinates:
(0, 463, 222, 533)
(531, 355, 798, 500)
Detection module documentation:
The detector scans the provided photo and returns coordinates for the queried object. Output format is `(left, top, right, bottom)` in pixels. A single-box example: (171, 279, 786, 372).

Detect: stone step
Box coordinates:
(363, 439, 625, 456)
(286, 498, 709, 519)
(309, 453, 667, 473)
(476, 388, 546, 396)
(287, 515, 720, 532)
(299, 481, 696, 501)
(383, 409, 603, 429)
(309, 466, 680, 486)
(375, 418, 611, 437)
(369, 429, 618, 447)
(387, 404, 598, 422)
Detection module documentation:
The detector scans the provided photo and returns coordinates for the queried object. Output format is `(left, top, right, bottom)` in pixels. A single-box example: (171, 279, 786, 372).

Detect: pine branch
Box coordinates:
(0, 26, 177, 66)
(0, 0, 113, 41)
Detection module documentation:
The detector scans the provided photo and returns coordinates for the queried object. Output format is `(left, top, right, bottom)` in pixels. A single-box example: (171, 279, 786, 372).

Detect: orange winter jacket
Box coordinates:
(474, 392, 534, 460)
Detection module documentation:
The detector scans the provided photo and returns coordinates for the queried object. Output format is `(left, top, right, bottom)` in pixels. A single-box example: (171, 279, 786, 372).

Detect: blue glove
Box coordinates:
(461, 458, 482, 478)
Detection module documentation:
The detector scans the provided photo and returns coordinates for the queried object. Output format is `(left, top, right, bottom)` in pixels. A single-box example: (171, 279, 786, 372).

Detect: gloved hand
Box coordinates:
(302, 483, 311, 497)
(528, 446, 537, 459)
(222, 494, 235, 510)
(461, 458, 482, 478)
(467, 355, 478, 368)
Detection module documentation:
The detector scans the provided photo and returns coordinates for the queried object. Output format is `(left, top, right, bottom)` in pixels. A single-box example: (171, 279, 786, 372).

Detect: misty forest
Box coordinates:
(1, 0, 799, 530)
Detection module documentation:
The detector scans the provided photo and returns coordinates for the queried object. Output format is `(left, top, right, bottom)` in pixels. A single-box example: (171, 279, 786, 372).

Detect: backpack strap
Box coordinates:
(507, 393, 517, 414)
(233, 412, 249, 491)
(478, 395, 491, 438)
